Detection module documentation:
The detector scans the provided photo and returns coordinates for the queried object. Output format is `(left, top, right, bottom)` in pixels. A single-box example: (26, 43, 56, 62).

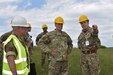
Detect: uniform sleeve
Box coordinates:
(0, 32, 12, 60)
(38, 34, 51, 53)
(0, 40, 3, 50)
(0, 31, 12, 43)
(0, 48, 3, 61)
(0, 38, 3, 44)
(91, 29, 101, 48)
(5, 41, 17, 58)
(96, 38, 101, 48)
(0, 35, 6, 44)
(77, 36, 81, 49)
(36, 34, 42, 45)
(91, 29, 99, 37)
(24, 34, 33, 50)
(67, 34, 73, 54)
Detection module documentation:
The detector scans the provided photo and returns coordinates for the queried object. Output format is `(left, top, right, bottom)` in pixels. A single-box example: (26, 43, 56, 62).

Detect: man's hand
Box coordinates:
(51, 50, 58, 58)
(92, 25, 98, 36)
(92, 25, 98, 30)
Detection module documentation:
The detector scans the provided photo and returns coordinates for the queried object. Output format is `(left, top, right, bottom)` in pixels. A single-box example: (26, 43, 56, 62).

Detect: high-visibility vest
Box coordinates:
(2, 34, 30, 75)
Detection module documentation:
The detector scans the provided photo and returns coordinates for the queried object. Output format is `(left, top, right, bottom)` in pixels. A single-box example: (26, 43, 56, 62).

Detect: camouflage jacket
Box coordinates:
(38, 30, 73, 61)
(36, 31, 48, 45)
(0, 31, 12, 58)
(0, 31, 12, 44)
(22, 33, 33, 51)
(78, 27, 101, 51)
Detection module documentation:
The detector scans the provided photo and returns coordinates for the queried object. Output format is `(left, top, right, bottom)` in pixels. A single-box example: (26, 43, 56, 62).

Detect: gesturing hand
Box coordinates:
(92, 25, 98, 30)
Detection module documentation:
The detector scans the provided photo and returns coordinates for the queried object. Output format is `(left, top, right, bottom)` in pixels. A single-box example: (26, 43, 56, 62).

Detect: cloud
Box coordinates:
(0, 0, 113, 47)
(0, 0, 18, 3)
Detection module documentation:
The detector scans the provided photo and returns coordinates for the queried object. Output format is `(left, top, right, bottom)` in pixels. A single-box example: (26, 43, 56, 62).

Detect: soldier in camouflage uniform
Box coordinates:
(36, 24, 48, 45)
(23, 23, 33, 63)
(22, 23, 36, 75)
(0, 31, 12, 74)
(36, 24, 48, 71)
(77, 15, 101, 75)
(38, 16, 73, 75)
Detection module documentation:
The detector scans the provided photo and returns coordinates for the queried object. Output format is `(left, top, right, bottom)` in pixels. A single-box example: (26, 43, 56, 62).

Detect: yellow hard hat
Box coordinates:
(42, 24, 47, 28)
(79, 15, 89, 22)
(54, 16, 64, 24)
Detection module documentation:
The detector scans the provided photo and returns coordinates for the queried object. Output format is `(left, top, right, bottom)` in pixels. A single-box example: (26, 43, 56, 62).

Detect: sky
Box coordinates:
(0, 0, 113, 47)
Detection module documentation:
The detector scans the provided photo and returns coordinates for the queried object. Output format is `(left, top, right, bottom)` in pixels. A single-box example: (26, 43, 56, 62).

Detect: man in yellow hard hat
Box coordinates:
(38, 16, 73, 75)
(2, 16, 30, 75)
(77, 15, 101, 75)
(36, 24, 48, 45)
(36, 24, 48, 72)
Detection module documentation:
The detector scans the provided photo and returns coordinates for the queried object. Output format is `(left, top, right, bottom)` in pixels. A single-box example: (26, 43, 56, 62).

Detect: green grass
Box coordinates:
(32, 47, 113, 75)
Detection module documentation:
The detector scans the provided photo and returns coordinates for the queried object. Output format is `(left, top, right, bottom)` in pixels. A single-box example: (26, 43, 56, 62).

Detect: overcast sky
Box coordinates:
(0, 0, 113, 47)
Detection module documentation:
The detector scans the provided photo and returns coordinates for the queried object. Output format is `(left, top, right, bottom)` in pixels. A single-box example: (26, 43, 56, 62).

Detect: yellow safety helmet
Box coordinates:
(42, 24, 47, 28)
(54, 16, 64, 24)
(79, 15, 89, 22)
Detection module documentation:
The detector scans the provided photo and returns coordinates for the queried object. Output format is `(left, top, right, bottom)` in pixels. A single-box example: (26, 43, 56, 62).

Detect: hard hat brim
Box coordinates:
(11, 24, 30, 27)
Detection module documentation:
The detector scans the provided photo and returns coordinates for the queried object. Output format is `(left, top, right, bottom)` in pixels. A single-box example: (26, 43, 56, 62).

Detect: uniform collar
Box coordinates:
(82, 27, 91, 33)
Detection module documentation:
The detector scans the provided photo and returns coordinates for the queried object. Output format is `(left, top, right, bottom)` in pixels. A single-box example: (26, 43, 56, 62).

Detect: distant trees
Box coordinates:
(99, 45, 107, 48)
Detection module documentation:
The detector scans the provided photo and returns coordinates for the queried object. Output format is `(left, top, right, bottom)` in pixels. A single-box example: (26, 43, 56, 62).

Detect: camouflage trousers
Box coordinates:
(48, 61, 68, 75)
(80, 53, 100, 75)
(41, 51, 47, 66)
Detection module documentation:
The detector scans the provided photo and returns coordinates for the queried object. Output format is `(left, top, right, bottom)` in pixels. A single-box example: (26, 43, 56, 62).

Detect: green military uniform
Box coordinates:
(36, 31, 48, 67)
(78, 27, 101, 75)
(0, 31, 12, 74)
(36, 32, 48, 45)
(38, 30, 73, 75)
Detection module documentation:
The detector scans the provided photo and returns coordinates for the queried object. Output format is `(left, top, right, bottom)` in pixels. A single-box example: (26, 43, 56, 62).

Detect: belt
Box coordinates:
(82, 49, 96, 54)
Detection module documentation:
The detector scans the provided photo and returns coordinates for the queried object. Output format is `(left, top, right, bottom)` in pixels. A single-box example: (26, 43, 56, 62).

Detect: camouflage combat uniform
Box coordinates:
(36, 31, 48, 45)
(23, 33, 33, 63)
(21, 32, 35, 75)
(78, 27, 101, 75)
(38, 30, 73, 75)
(0, 31, 12, 74)
(36, 31, 48, 67)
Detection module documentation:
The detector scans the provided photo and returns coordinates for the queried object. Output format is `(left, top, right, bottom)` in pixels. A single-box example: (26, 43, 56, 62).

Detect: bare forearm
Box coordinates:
(7, 55, 17, 75)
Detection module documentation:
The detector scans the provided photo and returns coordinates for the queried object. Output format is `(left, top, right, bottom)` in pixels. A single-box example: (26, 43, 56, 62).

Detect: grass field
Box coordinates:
(32, 47, 113, 75)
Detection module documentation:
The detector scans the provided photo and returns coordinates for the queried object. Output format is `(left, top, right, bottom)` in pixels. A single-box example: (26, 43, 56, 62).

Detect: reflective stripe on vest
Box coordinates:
(3, 67, 28, 75)
(2, 34, 30, 75)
